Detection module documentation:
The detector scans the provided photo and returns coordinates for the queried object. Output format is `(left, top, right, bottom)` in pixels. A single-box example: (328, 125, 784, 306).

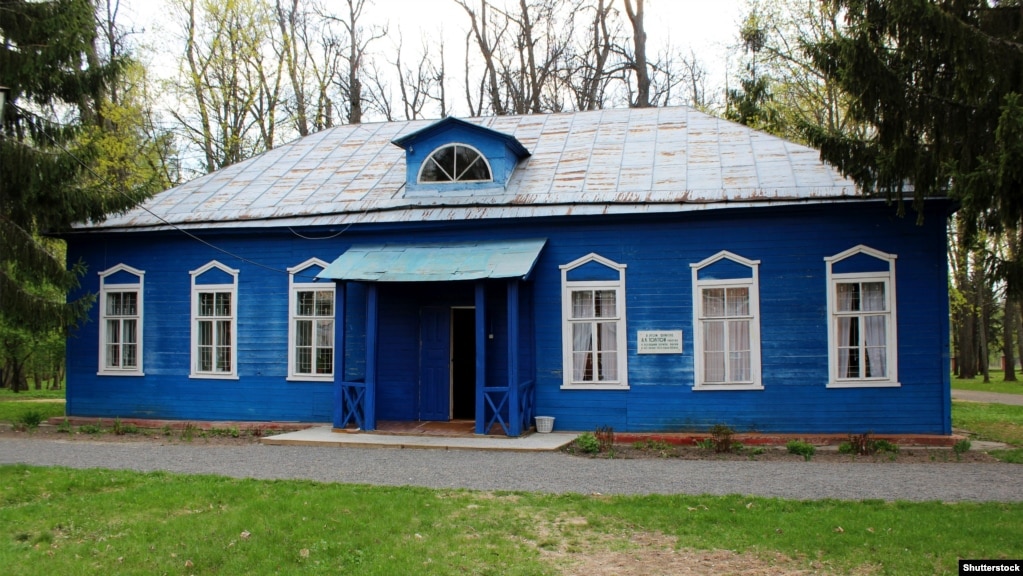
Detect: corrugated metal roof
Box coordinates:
(317, 238, 547, 282)
(80, 107, 862, 232)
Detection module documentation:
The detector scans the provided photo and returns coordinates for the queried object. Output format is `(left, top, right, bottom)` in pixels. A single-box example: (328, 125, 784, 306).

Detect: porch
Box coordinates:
(318, 239, 547, 437)
(261, 424, 576, 451)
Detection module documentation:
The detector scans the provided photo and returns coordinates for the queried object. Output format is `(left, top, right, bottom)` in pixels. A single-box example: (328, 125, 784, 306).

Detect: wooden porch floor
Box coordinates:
(341, 420, 513, 437)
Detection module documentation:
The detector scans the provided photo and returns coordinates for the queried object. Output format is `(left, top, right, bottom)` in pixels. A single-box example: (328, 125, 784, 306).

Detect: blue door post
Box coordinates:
(365, 283, 378, 431)
(508, 280, 521, 436)
(474, 281, 487, 435)
(333, 282, 346, 428)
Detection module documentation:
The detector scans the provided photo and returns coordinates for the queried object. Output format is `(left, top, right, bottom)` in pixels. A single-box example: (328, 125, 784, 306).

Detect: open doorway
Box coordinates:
(451, 307, 476, 420)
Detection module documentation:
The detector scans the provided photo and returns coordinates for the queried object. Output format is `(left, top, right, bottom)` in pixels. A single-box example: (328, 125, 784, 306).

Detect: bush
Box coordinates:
(873, 439, 899, 454)
(574, 432, 600, 454)
(111, 418, 139, 436)
(840, 433, 898, 456)
(15, 410, 44, 431)
(595, 425, 615, 452)
(79, 424, 103, 435)
(786, 439, 816, 461)
(710, 424, 738, 453)
(953, 438, 972, 455)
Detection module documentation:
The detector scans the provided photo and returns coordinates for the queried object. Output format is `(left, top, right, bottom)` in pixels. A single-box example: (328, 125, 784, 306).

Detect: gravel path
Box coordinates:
(2, 437, 1021, 502)
(952, 389, 1023, 406)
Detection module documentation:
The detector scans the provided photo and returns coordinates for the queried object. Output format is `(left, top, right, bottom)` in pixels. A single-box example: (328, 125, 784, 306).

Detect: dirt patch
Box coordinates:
(0, 422, 273, 446)
(563, 439, 1001, 464)
(531, 519, 873, 576)
(0, 423, 1004, 462)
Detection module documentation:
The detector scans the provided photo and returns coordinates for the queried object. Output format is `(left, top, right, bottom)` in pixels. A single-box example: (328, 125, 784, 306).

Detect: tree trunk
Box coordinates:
(5, 359, 27, 392)
(977, 260, 990, 382)
(624, 0, 650, 108)
(276, 0, 309, 136)
(1006, 295, 1018, 381)
(959, 308, 976, 379)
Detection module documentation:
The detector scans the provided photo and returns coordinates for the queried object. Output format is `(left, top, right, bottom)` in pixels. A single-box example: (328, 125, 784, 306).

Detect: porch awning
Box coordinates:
(317, 238, 547, 282)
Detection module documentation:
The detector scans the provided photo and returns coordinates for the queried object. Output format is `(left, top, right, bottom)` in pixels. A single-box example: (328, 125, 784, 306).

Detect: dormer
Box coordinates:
(392, 117, 530, 195)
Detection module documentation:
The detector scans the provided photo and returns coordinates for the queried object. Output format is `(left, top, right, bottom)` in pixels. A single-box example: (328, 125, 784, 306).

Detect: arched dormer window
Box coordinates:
(418, 144, 493, 183)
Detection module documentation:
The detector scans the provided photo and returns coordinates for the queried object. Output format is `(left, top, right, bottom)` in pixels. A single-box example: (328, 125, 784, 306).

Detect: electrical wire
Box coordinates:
(5, 101, 351, 282)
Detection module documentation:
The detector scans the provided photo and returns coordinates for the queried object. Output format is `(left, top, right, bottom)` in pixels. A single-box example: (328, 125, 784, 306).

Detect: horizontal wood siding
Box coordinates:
(65, 200, 951, 433)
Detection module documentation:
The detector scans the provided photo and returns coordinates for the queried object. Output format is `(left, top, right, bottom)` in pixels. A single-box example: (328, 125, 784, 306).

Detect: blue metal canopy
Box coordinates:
(317, 238, 547, 282)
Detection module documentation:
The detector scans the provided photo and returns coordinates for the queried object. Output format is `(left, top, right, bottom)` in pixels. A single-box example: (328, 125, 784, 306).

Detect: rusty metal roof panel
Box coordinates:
(78, 107, 866, 232)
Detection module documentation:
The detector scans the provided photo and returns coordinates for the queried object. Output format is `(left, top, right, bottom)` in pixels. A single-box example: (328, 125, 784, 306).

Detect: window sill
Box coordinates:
(693, 384, 764, 391)
(189, 373, 239, 380)
(827, 380, 901, 389)
(287, 376, 333, 383)
(560, 384, 630, 391)
(97, 370, 145, 377)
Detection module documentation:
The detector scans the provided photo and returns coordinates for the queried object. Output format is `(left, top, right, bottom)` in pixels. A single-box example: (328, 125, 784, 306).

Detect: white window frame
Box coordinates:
(560, 253, 628, 390)
(690, 251, 763, 391)
(417, 143, 493, 183)
(97, 264, 145, 376)
(190, 260, 239, 380)
(287, 258, 336, 382)
(825, 245, 899, 388)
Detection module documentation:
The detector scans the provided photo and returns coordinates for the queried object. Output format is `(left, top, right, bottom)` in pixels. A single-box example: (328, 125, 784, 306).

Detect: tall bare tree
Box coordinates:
(170, 0, 281, 171)
(393, 33, 447, 120)
(564, 0, 619, 111)
(622, 0, 649, 107)
(322, 0, 387, 125)
(457, 0, 508, 115)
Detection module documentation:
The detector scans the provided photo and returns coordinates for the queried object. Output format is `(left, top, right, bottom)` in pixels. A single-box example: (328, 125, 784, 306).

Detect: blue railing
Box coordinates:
(336, 381, 367, 430)
(482, 379, 536, 437)
(518, 379, 536, 433)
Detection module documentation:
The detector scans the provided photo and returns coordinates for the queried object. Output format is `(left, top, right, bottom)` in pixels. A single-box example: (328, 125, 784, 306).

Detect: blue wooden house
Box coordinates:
(63, 107, 953, 436)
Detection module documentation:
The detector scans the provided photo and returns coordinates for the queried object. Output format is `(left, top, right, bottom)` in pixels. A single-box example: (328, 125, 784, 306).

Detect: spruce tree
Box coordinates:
(804, 0, 1023, 293)
(1, 0, 152, 334)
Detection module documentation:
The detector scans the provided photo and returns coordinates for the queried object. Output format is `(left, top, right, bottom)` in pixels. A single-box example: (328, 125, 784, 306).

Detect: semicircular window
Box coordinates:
(419, 144, 493, 183)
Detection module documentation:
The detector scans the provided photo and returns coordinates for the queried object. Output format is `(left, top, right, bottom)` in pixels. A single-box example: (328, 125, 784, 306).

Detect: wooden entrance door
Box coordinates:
(418, 306, 450, 421)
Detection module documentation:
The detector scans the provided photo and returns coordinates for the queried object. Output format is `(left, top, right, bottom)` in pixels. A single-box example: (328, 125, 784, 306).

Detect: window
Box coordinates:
(418, 144, 492, 182)
(825, 245, 899, 387)
(98, 264, 144, 376)
(691, 251, 762, 390)
(560, 254, 628, 389)
(190, 261, 238, 379)
(288, 259, 335, 381)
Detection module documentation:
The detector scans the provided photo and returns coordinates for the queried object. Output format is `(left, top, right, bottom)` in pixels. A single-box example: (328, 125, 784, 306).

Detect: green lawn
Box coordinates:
(952, 400, 1023, 462)
(1, 385, 1021, 573)
(0, 385, 65, 401)
(0, 465, 1020, 576)
(952, 370, 1023, 395)
(0, 386, 65, 425)
(0, 400, 64, 426)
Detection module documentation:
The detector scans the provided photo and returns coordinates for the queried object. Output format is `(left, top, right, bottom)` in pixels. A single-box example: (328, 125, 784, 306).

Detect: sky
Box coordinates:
(118, 0, 748, 114)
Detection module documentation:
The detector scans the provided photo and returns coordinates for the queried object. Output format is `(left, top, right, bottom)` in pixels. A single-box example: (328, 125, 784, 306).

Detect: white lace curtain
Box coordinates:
(572, 290, 618, 381)
(837, 282, 886, 378)
(701, 287, 750, 383)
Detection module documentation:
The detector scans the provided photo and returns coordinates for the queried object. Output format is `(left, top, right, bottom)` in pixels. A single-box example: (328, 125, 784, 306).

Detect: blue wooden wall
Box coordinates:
(64, 200, 951, 433)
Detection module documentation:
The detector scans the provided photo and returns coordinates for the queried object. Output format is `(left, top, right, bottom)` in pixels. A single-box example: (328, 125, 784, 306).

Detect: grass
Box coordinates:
(0, 401, 64, 426)
(0, 385, 65, 426)
(952, 400, 1023, 463)
(0, 466, 1021, 575)
(952, 401, 1023, 446)
(0, 386, 65, 401)
(952, 369, 1023, 395)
